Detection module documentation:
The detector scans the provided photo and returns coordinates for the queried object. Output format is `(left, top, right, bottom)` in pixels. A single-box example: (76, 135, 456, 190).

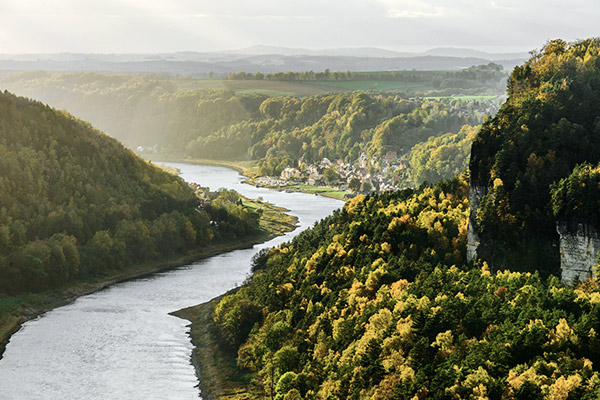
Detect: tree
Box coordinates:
(361, 180, 373, 193)
(323, 166, 338, 185)
(348, 177, 361, 192)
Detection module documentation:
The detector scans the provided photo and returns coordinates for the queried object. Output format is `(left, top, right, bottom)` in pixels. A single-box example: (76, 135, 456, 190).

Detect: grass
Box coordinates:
(235, 89, 293, 97)
(243, 198, 297, 236)
(172, 78, 334, 96)
(170, 77, 474, 96)
(308, 79, 434, 92)
(289, 184, 348, 200)
(155, 74, 508, 105)
(423, 95, 502, 101)
(0, 197, 297, 361)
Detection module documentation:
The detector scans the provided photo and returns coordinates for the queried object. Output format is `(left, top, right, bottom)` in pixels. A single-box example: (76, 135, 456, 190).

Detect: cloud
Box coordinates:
(378, 0, 446, 18)
(0, 0, 598, 53)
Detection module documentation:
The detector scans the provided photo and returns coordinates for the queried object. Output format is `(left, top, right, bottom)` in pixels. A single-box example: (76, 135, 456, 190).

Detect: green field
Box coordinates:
(172, 77, 437, 96)
(171, 76, 503, 97)
(289, 184, 348, 199)
(424, 94, 504, 101)
(172, 78, 337, 96)
(308, 79, 436, 92)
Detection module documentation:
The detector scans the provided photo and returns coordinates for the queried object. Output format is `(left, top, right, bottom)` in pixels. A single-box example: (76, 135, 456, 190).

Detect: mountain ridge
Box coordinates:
(0, 47, 529, 75)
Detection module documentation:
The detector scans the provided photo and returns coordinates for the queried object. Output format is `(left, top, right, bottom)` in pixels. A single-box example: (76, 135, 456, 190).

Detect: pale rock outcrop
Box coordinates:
(467, 185, 487, 261)
(556, 222, 599, 284)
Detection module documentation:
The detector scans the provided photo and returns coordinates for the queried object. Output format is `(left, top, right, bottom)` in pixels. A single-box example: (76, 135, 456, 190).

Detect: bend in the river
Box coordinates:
(0, 163, 342, 400)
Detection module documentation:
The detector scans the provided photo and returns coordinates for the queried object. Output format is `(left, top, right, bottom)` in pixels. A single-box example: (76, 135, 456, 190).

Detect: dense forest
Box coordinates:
(207, 177, 600, 399)
(233, 93, 480, 175)
(469, 38, 600, 274)
(0, 91, 262, 294)
(408, 124, 479, 186)
(0, 72, 493, 182)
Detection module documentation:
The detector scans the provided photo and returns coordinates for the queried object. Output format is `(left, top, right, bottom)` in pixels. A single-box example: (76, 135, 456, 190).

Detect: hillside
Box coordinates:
(0, 90, 267, 294)
(182, 177, 600, 399)
(468, 38, 600, 275)
(0, 70, 498, 153)
(0, 72, 498, 190)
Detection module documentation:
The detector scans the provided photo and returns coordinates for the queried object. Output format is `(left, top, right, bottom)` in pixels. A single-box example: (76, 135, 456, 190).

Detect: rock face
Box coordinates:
(467, 184, 487, 261)
(556, 222, 599, 284)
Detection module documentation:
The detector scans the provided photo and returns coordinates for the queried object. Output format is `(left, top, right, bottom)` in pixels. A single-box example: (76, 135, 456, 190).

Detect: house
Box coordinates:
(320, 158, 332, 168)
(280, 167, 301, 181)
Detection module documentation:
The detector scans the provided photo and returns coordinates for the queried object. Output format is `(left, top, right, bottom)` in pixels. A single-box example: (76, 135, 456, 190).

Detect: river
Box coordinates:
(0, 163, 342, 400)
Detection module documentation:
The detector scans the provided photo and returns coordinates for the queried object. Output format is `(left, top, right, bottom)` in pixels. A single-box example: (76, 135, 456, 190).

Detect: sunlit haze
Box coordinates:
(0, 0, 596, 54)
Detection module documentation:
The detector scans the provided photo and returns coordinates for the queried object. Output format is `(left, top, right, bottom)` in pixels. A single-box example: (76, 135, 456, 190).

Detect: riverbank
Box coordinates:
(0, 198, 297, 360)
(144, 154, 350, 201)
(244, 178, 349, 201)
(143, 154, 260, 178)
(173, 292, 262, 400)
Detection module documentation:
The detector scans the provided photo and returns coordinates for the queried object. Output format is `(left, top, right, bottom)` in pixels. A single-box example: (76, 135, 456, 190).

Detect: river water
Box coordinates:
(0, 163, 342, 400)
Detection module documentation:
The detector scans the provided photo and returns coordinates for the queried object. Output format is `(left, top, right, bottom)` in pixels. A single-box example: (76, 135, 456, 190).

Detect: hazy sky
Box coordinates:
(0, 0, 597, 54)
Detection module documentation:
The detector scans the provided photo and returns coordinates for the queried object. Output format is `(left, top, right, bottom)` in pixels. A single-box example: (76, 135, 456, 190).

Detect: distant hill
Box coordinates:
(424, 47, 530, 61)
(0, 46, 529, 76)
(0, 72, 495, 180)
(228, 45, 530, 61)
(224, 45, 417, 58)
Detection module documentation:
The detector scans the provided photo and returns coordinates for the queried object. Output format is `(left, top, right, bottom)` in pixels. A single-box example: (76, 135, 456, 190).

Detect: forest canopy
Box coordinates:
(208, 176, 600, 399)
(0, 90, 262, 294)
(1, 72, 494, 179)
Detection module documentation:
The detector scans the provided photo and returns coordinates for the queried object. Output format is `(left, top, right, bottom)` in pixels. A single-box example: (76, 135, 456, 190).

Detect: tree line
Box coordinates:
(225, 63, 506, 85)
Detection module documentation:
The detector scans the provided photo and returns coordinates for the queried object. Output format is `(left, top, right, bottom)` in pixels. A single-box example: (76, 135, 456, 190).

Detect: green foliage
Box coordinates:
(1, 72, 487, 169)
(551, 163, 600, 228)
(323, 167, 338, 185)
(409, 124, 479, 186)
(360, 180, 373, 193)
(0, 91, 262, 294)
(347, 177, 361, 192)
(469, 38, 600, 273)
(210, 175, 600, 398)
(194, 92, 480, 166)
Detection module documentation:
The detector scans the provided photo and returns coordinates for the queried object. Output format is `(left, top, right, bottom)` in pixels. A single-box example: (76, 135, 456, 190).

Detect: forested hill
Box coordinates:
(0, 90, 262, 293)
(469, 38, 600, 274)
(203, 176, 600, 399)
(0, 72, 493, 170)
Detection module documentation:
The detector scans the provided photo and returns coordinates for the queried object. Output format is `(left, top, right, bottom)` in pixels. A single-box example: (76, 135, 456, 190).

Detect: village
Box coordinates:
(253, 151, 412, 196)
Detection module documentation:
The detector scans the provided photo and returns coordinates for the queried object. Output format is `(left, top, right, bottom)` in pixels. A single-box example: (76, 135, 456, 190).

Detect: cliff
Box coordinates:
(467, 39, 600, 277)
(466, 184, 485, 261)
(556, 222, 599, 283)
